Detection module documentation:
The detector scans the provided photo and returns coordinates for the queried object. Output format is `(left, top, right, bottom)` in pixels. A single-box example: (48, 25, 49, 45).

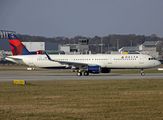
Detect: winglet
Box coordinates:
(45, 51, 52, 61)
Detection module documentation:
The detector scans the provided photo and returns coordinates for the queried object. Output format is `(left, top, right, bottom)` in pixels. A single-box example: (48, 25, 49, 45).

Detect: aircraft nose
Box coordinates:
(156, 60, 162, 66)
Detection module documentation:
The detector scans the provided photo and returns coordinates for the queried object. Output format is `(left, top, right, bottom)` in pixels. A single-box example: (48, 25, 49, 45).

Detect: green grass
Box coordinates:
(0, 80, 163, 119)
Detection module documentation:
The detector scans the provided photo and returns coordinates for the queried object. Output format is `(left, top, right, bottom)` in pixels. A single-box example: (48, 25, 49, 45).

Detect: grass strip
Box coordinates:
(0, 79, 163, 119)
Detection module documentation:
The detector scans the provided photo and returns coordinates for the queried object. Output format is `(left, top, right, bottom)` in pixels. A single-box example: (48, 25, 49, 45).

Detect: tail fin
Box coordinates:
(8, 33, 30, 55)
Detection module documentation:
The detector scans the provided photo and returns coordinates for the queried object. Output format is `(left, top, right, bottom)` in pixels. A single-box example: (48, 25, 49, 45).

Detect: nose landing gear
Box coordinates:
(141, 69, 145, 76)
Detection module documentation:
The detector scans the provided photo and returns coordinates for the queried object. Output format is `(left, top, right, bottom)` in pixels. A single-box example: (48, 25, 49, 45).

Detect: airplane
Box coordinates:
(5, 33, 161, 76)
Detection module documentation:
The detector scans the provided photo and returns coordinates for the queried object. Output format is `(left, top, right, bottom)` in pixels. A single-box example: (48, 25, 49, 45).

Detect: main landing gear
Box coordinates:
(76, 71, 89, 76)
(141, 69, 145, 76)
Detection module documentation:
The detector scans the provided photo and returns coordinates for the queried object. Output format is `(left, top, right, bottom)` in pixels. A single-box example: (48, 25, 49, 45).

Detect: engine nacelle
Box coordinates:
(88, 66, 101, 74)
(101, 68, 111, 73)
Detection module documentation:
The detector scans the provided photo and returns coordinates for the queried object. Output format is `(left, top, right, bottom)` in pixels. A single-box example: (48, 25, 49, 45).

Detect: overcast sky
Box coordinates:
(1, 0, 163, 38)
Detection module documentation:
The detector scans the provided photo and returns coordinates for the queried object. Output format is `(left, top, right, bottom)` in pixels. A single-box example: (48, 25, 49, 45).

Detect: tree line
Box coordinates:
(17, 34, 163, 53)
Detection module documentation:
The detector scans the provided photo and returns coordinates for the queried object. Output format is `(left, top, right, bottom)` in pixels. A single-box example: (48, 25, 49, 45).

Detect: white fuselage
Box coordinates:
(6, 54, 161, 69)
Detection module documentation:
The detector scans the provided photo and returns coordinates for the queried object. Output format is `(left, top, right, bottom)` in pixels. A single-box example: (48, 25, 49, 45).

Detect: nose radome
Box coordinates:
(156, 60, 162, 67)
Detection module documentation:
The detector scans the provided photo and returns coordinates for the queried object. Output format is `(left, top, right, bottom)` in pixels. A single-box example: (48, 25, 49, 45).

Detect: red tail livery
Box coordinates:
(8, 33, 30, 55)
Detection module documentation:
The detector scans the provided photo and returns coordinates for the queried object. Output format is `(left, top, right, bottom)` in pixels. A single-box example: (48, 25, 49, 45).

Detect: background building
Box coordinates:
(22, 42, 59, 51)
(119, 41, 163, 59)
(0, 30, 16, 51)
(59, 39, 89, 54)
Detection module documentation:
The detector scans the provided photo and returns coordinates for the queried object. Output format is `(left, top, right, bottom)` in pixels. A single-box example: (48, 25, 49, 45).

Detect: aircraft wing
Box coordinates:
(45, 52, 91, 68)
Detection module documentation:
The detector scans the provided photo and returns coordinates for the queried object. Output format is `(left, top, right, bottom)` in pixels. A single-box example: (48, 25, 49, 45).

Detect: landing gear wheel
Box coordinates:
(141, 72, 145, 76)
(141, 69, 145, 76)
(77, 72, 82, 76)
(84, 71, 89, 76)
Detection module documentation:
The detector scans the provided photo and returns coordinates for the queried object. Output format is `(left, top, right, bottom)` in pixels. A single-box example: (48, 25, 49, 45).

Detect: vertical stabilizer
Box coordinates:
(8, 33, 30, 55)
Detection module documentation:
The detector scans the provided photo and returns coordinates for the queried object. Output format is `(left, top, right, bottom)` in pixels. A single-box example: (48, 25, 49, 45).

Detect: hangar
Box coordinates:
(22, 42, 59, 51)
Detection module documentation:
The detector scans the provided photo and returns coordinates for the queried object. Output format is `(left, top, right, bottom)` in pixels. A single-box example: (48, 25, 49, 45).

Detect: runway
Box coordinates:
(0, 70, 163, 82)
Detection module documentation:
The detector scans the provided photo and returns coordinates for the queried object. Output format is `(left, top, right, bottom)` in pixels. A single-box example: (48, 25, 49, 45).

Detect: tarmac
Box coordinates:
(0, 65, 163, 82)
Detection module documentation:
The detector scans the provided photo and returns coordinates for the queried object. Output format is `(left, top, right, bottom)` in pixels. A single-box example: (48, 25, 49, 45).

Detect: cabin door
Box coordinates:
(108, 57, 112, 64)
(139, 57, 144, 64)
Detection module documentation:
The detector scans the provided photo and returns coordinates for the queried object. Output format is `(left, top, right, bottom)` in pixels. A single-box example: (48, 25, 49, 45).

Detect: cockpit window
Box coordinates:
(149, 58, 156, 60)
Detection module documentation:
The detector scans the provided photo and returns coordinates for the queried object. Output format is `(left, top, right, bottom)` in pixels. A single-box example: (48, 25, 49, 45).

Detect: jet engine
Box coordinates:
(88, 66, 101, 73)
(101, 68, 111, 73)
